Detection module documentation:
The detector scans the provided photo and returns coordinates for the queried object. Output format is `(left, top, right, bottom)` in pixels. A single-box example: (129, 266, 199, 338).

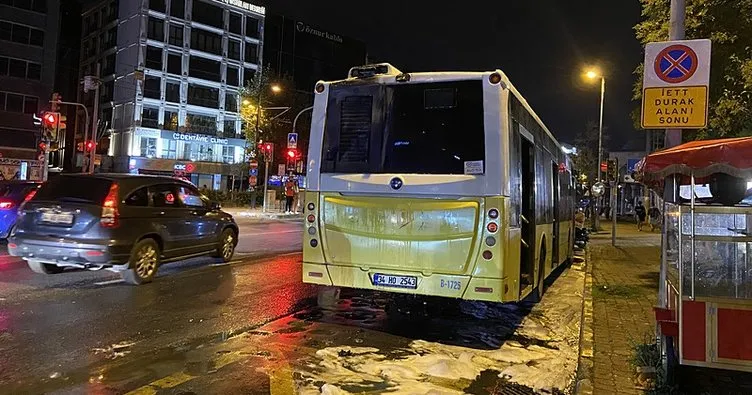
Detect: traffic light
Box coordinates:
(51, 93, 61, 112)
(42, 112, 59, 129)
(85, 141, 95, 151)
(58, 115, 67, 132)
(38, 141, 47, 153)
(286, 149, 297, 159)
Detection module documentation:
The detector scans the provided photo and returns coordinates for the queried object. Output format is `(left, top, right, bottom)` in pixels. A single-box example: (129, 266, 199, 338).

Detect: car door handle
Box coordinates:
(153, 211, 166, 216)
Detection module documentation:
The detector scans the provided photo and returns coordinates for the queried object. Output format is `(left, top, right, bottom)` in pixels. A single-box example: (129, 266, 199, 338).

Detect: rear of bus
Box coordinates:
(302, 64, 517, 303)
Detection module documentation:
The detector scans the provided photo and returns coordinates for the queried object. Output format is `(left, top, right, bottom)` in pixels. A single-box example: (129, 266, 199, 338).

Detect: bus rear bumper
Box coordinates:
(302, 262, 508, 303)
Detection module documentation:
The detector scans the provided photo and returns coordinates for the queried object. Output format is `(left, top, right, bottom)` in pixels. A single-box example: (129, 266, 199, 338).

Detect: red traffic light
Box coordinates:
(265, 143, 272, 151)
(85, 141, 95, 151)
(287, 149, 296, 158)
(42, 112, 59, 127)
(38, 141, 47, 151)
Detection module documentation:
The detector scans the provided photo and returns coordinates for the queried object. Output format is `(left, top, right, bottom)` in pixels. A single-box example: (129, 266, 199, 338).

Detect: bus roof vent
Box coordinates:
(348, 63, 402, 79)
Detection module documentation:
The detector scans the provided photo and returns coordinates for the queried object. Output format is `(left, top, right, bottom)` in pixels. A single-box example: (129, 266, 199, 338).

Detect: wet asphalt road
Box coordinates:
(0, 217, 313, 394)
(0, 215, 586, 394)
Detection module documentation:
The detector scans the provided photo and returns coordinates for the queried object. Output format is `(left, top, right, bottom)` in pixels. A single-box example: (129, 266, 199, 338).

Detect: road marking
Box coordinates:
(239, 229, 301, 237)
(124, 371, 195, 395)
(94, 279, 124, 286)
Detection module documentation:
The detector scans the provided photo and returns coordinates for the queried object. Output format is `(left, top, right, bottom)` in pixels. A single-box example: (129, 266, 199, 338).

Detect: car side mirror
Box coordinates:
(210, 201, 221, 211)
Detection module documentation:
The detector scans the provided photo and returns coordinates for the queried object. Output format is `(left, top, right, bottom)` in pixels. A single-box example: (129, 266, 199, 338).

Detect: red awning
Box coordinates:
(636, 137, 752, 184)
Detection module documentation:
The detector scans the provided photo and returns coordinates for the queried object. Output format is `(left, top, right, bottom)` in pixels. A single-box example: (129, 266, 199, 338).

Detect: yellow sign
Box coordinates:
(641, 86, 708, 129)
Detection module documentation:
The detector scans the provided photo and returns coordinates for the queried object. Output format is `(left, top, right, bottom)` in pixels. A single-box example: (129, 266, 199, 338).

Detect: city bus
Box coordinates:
(302, 63, 575, 304)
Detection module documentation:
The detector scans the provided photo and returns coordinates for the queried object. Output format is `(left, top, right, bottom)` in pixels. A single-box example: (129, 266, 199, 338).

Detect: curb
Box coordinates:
(575, 246, 594, 394)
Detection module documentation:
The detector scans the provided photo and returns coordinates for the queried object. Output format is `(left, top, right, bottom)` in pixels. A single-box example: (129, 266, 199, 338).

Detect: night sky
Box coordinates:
(263, 0, 645, 150)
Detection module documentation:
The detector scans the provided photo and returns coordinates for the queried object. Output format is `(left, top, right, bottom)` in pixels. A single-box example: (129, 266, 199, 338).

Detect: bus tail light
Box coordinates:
(489, 73, 502, 84)
(488, 208, 499, 219)
(310, 239, 318, 247)
(482, 250, 493, 260)
(307, 202, 315, 211)
(307, 214, 316, 223)
(308, 272, 323, 278)
(487, 222, 498, 233)
(485, 237, 496, 247)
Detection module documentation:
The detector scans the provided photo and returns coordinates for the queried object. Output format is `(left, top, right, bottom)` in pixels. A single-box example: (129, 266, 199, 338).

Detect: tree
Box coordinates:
(633, 0, 752, 139)
(238, 65, 296, 145)
(572, 121, 610, 185)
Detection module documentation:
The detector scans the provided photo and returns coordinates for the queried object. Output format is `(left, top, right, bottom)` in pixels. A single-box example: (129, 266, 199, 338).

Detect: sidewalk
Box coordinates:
(579, 224, 662, 394)
(221, 207, 302, 220)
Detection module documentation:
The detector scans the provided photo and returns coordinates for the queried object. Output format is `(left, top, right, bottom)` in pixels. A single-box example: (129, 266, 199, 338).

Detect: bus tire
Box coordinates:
(532, 242, 546, 303)
(317, 286, 340, 310)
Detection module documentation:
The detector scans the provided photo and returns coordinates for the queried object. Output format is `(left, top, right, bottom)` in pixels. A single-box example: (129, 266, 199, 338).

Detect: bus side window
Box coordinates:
(509, 119, 522, 227)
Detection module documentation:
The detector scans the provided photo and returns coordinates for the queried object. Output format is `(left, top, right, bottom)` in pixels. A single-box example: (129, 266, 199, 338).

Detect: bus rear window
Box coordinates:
(322, 80, 485, 174)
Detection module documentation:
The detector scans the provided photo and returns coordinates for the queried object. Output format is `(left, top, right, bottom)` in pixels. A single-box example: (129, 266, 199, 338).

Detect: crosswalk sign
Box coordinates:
(287, 133, 298, 149)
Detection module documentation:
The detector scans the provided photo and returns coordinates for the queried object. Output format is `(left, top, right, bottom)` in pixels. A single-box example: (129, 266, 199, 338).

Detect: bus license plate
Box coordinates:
(372, 273, 417, 289)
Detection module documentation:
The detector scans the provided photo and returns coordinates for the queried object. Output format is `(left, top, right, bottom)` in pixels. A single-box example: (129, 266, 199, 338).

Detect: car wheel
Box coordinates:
(214, 228, 236, 262)
(27, 259, 65, 274)
(121, 238, 160, 285)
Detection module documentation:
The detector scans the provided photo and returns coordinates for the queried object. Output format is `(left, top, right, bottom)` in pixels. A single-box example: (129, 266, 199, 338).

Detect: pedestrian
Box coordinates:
(635, 201, 647, 231)
(284, 173, 297, 214)
(648, 205, 661, 232)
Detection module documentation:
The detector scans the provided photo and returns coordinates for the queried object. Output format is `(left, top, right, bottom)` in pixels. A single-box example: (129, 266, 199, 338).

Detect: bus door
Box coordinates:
(520, 137, 536, 291)
(551, 161, 560, 268)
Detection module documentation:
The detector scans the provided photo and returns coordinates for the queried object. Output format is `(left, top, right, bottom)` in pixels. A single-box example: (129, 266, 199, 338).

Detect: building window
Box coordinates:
(168, 24, 183, 47)
(26, 62, 41, 80)
(165, 81, 180, 103)
(226, 66, 239, 86)
(4, 93, 23, 112)
(2, 0, 47, 13)
(167, 53, 181, 75)
(224, 93, 237, 112)
(187, 84, 219, 109)
(228, 40, 241, 61)
(170, 0, 184, 19)
(164, 110, 179, 131)
(245, 17, 259, 39)
(192, 0, 223, 29)
(243, 68, 255, 86)
(229, 13, 241, 35)
(103, 27, 117, 48)
(148, 0, 166, 13)
(101, 80, 114, 102)
(222, 146, 235, 163)
(23, 96, 38, 114)
(145, 46, 162, 70)
(161, 139, 177, 158)
(147, 17, 164, 41)
(185, 113, 217, 135)
(188, 56, 221, 82)
(183, 141, 213, 161)
(140, 137, 157, 158)
(0, 21, 45, 47)
(141, 107, 159, 128)
(190, 28, 222, 56)
(223, 120, 237, 137)
(143, 76, 161, 99)
(8, 59, 26, 78)
(244, 43, 258, 64)
(102, 53, 116, 75)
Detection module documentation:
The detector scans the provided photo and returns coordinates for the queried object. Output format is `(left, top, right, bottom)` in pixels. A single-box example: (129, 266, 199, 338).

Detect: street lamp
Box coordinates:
(585, 67, 606, 231)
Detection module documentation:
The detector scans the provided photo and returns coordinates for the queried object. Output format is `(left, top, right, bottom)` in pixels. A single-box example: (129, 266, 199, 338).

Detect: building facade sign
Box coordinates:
(296, 21, 343, 43)
(158, 131, 246, 147)
(219, 0, 265, 15)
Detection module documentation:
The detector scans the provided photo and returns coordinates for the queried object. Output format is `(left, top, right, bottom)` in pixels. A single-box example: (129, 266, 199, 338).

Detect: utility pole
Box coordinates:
(612, 158, 618, 246)
(88, 63, 101, 174)
(664, 0, 685, 148)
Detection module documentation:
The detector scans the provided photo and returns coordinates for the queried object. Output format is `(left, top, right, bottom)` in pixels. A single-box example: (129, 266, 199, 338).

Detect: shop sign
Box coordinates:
(169, 132, 229, 145)
(174, 162, 196, 173)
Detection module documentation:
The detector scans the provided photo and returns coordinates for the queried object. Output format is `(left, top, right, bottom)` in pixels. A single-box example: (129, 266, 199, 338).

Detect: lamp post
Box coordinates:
(243, 83, 281, 212)
(585, 68, 606, 232)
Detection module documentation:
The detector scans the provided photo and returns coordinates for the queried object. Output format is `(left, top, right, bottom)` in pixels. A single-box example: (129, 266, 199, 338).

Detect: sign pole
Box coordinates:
(665, 0, 685, 148)
(612, 157, 618, 246)
(262, 160, 270, 213)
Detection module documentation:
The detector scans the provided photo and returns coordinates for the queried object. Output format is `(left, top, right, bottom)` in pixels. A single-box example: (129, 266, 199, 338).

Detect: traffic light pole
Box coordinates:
(51, 100, 90, 172)
(262, 159, 270, 213)
(87, 64, 101, 174)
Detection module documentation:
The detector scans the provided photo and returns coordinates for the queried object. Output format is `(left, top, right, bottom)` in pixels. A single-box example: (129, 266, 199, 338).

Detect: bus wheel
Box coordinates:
(317, 286, 341, 310)
(532, 243, 546, 303)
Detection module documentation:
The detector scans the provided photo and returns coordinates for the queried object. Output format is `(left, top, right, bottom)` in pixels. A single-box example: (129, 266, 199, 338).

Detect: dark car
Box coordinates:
(8, 174, 238, 284)
(0, 180, 41, 239)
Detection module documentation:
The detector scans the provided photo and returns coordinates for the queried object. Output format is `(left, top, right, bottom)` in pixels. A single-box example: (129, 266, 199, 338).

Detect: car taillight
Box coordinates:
(17, 188, 38, 213)
(0, 199, 14, 210)
(101, 183, 120, 228)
